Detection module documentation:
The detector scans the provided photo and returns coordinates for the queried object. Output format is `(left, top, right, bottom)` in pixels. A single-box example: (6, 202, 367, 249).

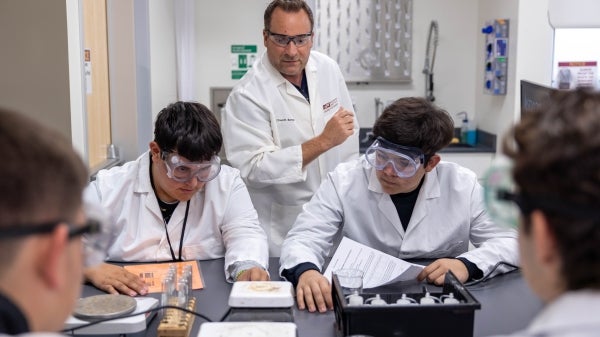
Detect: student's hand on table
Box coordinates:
(296, 270, 333, 313)
(235, 267, 270, 281)
(417, 258, 469, 285)
(84, 263, 149, 296)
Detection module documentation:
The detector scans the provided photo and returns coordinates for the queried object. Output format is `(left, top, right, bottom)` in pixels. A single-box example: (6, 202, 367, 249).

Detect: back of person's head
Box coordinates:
(0, 108, 88, 269)
(503, 87, 600, 290)
(153, 101, 222, 162)
(372, 97, 454, 156)
(264, 0, 314, 31)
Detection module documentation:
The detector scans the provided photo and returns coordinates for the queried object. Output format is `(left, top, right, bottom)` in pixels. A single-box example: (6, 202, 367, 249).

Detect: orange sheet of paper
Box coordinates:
(124, 261, 203, 293)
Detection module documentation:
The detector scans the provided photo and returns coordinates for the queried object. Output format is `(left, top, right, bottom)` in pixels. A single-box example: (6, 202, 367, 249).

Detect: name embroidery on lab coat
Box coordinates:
(322, 98, 339, 114)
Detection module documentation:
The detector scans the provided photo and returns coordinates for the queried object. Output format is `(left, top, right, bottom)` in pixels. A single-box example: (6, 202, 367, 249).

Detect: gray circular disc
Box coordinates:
(73, 294, 137, 320)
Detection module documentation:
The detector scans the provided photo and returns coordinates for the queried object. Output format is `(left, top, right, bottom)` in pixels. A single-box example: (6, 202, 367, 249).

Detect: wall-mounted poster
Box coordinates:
(556, 61, 598, 89)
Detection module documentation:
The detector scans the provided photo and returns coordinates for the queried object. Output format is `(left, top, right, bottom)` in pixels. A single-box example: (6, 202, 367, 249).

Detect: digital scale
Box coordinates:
(64, 295, 159, 335)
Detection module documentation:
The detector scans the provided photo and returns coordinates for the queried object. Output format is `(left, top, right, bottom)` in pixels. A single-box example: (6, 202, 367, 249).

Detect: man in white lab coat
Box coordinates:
(84, 102, 269, 296)
(486, 88, 600, 336)
(280, 97, 519, 313)
(222, 0, 359, 256)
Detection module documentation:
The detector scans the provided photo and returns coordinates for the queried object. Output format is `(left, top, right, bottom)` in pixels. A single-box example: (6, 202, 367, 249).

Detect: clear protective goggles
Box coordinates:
(161, 151, 221, 183)
(365, 137, 426, 178)
(482, 159, 520, 229)
(267, 30, 313, 47)
(483, 158, 600, 229)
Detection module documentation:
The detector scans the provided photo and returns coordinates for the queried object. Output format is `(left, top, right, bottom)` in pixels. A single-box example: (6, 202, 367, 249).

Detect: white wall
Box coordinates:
(475, 0, 519, 146)
(0, 0, 72, 139)
(195, 0, 269, 107)
(349, 0, 479, 128)
(149, 0, 178, 120)
(475, 0, 553, 152)
(189, 0, 478, 130)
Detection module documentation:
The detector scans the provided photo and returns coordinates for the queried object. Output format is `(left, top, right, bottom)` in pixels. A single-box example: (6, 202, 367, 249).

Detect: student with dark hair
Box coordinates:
(280, 97, 518, 313)
(0, 108, 91, 335)
(84, 102, 269, 297)
(486, 88, 600, 336)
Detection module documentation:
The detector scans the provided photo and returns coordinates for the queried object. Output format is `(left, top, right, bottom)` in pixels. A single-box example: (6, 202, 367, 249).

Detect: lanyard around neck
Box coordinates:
(149, 153, 191, 262)
(163, 200, 190, 261)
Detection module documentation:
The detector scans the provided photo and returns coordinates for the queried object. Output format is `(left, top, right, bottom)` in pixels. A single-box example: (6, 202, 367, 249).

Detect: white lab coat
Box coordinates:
(488, 291, 600, 337)
(222, 50, 359, 256)
(280, 157, 519, 277)
(85, 153, 269, 281)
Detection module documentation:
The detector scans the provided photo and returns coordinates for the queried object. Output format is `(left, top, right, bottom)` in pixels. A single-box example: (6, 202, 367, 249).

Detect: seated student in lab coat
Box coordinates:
(486, 88, 600, 336)
(279, 97, 519, 313)
(84, 102, 269, 297)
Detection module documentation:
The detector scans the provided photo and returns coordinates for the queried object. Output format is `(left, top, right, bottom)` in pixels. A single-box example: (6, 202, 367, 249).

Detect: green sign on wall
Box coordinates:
(231, 45, 257, 79)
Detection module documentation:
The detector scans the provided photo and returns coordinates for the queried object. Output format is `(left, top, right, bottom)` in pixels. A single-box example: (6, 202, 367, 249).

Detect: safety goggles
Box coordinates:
(267, 30, 313, 47)
(161, 151, 221, 183)
(482, 162, 521, 229)
(482, 160, 600, 229)
(0, 218, 108, 267)
(365, 137, 426, 178)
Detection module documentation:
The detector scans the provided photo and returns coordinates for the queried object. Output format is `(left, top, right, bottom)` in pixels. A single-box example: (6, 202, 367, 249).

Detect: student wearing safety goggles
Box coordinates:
(280, 97, 519, 313)
(484, 88, 600, 337)
(84, 102, 269, 297)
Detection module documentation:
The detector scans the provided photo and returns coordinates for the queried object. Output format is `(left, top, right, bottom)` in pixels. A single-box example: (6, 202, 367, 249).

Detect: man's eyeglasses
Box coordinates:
(266, 30, 313, 47)
(0, 219, 109, 267)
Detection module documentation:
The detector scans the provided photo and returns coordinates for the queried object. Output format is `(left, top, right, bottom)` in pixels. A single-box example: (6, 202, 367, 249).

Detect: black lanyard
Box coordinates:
(149, 153, 190, 261)
(163, 200, 190, 261)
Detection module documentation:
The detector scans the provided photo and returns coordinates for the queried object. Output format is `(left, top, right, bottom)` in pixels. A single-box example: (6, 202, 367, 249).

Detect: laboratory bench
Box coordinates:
(439, 129, 497, 154)
(74, 257, 543, 337)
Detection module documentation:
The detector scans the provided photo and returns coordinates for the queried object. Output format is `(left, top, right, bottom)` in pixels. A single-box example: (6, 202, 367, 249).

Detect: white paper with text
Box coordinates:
(324, 237, 424, 289)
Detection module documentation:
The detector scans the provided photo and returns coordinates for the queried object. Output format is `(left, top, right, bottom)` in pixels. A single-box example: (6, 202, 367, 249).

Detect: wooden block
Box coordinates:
(157, 297, 197, 337)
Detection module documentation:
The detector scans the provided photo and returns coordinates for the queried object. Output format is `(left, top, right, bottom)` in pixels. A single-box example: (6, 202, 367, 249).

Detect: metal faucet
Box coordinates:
(374, 97, 384, 120)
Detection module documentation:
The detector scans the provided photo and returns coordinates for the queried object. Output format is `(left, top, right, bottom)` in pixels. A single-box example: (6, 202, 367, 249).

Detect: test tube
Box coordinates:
(183, 265, 193, 299)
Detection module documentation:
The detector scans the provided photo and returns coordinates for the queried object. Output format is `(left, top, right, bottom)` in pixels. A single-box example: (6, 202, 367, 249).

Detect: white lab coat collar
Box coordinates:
(134, 152, 153, 194)
(367, 165, 442, 235)
(133, 153, 162, 222)
(408, 167, 441, 234)
(260, 52, 287, 86)
(260, 51, 319, 101)
(133, 152, 193, 226)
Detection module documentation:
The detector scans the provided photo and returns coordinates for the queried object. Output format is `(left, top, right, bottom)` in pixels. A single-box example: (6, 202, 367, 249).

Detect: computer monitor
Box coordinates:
(520, 80, 556, 117)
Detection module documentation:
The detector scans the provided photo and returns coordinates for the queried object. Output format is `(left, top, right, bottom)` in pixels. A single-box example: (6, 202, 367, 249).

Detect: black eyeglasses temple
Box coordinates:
(0, 219, 101, 240)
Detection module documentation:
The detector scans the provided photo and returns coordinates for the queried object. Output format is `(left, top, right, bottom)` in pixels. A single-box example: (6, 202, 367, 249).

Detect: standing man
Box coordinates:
(222, 0, 359, 256)
(486, 88, 600, 336)
(0, 108, 92, 335)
